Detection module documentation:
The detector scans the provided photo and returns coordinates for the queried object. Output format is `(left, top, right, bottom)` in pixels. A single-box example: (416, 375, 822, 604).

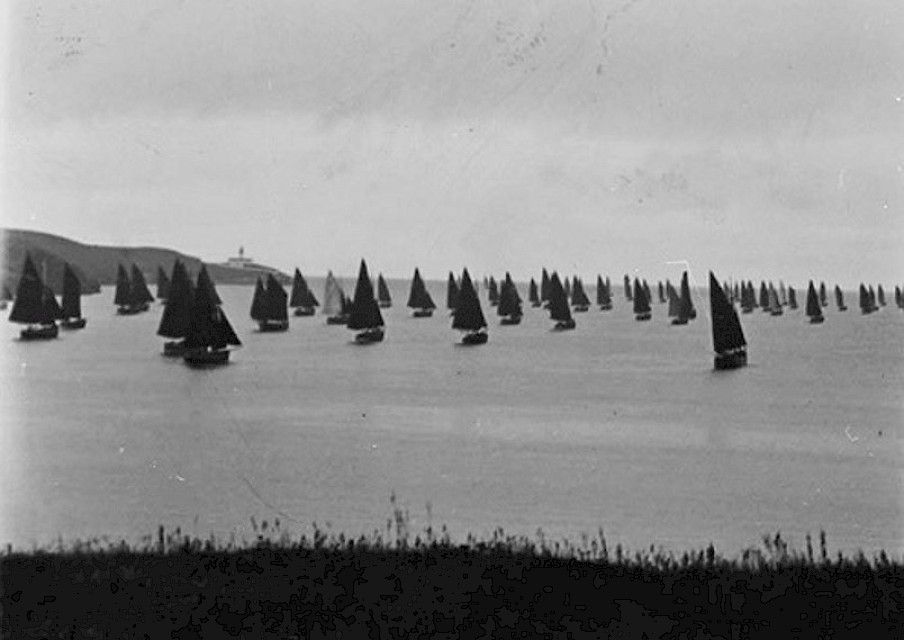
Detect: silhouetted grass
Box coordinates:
(3, 499, 902, 638)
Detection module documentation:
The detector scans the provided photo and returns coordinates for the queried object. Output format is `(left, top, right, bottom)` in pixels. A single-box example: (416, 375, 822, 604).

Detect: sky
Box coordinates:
(1, 0, 902, 286)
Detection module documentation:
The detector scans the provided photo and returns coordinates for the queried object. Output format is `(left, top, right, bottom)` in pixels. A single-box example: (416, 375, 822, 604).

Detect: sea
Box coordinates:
(2, 279, 902, 557)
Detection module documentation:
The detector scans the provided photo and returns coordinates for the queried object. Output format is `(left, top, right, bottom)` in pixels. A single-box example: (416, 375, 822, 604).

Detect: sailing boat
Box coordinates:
(347, 260, 385, 343)
(597, 275, 612, 311)
(452, 268, 488, 344)
(487, 277, 499, 306)
(9, 254, 62, 340)
(624, 275, 633, 301)
(710, 272, 747, 370)
(667, 281, 680, 319)
(671, 272, 694, 325)
(859, 284, 873, 314)
(787, 286, 798, 310)
(658, 281, 666, 304)
(376, 274, 392, 308)
(547, 272, 575, 330)
(819, 282, 828, 307)
(877, 285, 886, 307)
(130, 265, 154, 312)
(254, 274, 290, 332)
(157, 260, 194, 356)
(182, 268, 241, 366)
(323, 271, 350, 324)
(406, 268, 436, 317)
(528, 278, 541, 308)
(768, 284, 783, 317)
(114, 264, 139, 315)
(289, 269, 319, 316)
(540, 269, 551, 308)
(806, 281, 824, 324)
(60, 263, 87, 329)
(834, 285, 847, 311)
(446, 272, 460, 312)
(633, 278, 652, 321)
(497, 272, 523, 325)
(758, 281, 769, 312)
(571, 277, 590, 312)
(156, 266, 171, 302)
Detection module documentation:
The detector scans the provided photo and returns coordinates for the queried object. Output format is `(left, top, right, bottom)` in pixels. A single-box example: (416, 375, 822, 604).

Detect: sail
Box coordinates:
(624, 275, 633, 300)
(289, 269, 308, 307)
(788, 286, 798, 309)
(114, 265, 132, 306)
(806, 281, 823, 319)
(571, 278, 590, 307)
(819, 282, 828, 307)
(250, 277, 266, 321)
(758, 282, 769, 309)
(407, 268, 434, 309)
(43, 286, 64, 320)
(200, 266, 222, 305)
(497, 273, 522, 317)
(185, 270, 241, 349)
(834, 285, 845, 309)
(446, 272, 459, 310)
(157, 261, 194, 338)
(487, 277, 499, 305)
(633, 279, 651, 314)
(264, 274, 289, 321)
(779, 282, 788, 306)
(596, 276, 605, 305)
(347, 260, 384, 330)
(658, 281, 665, 304)
(768, 285, 781, 313)
(157, 267, 171, 300)
(528, 278, 539, 305)
(667, 282, 680, 317)
(377, 274, 392, 306)
(868, 285, 877, 311)
(710, 272, 746, 354)
(642, 280, 652, 307)
(878, 285, 886, 307)
(677, 272, 693, 321)
(130, 264, 155, 305)
(563, 277, 571, 302)
(451, 269, 487, 330)
(547, 272, 573, 323)
(322, 272, 345, 316)
(540, 269, 550, 303)
(9, 254, 51, 324)
(61, 263, 82, 319)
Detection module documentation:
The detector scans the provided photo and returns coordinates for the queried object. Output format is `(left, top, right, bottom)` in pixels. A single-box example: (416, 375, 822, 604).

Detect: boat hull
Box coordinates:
(326, 315, 349, 325)
(258, 320, 290, 332)
(61, 317, 87, 329)
(183, 348, 231, 367)
(635, 312, 652, 321)
(670, 317, 689, 326)
(598, 304, 612, 311)
(531, 302, 542, 308)
(808, 316, 825, 324)
(412, 309, 434, 318)
(293, 307, 316, 317)
(553, 319, 576, 330)
(461, 331, 488, 345)
(354, 328, 385, 344)
(714, 350, 747, 370)
(572, 305, 589, 313)
(19, 324, 59, 340)
(116, 304, 148, 315)
(500, 315, 522, 325)
(162, 340, 189, 357)
(837, 306, 847, 312)
(378, 302, 392, 309)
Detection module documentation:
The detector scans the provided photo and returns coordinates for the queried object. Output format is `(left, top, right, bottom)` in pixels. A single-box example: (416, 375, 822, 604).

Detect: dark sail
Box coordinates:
(834, 285, 845, 310)
(377, 274, 392, 307)
(710, 272, 746, 354)
(806, 281, 823, 320)
(451, 269, 487, 331)
(114, 265, 132, 306)
(758, 282, 769, 310)
(487, 277, 499, 306)
(528, 278, 539, 305)
(877, 285, 886, 307)
(289, 269, 310, 308)
(547, 273, 573, 323)
(446, 272, 459, 310)
(130, 265, 155, 305)
(250, 278, 266, 321)
(658, 281, 665, 303)
(788, 286, 798, 310)
(347, 260, 384, 330)
(633, 279, 651, 314)
(667, 281, 680, 317)
(264, 274, 289, 322)
(819, 282, 828, 307)
(540, 269, 550, 303)
(624, 275, 633, 300)
(497, 273, 522, 318)
(185, 270, 241, 349)
(563, 277, 571, 302)
(61, 263, 82, 319)
(9, 254, 50, 324)
(43, 286, 64, 320)
(157, 261, 194, 338)
(157, 267, 171, 300)
(677, 272, 693, 321)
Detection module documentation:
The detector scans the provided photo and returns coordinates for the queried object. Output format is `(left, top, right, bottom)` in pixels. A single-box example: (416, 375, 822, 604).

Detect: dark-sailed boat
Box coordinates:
(446, 272, 460, 312)
(156, 266, 171, 302)
(787, 286, 798, 310)
(624, 275, 633, 301)
(571, 277, 590, 312)
(658, 281, 666, 304)
(376, 274, 392, 308)
(835, 285, 847, 311)
(596, 275, 612, 311)
(60, 263, 87, 329)
(528, 278, 541, 308)
(671, 272, 694, 325)
(9, 254, 62, 340)
(347, 260, 385, 343)
(114, 265, 139, 315)
(130, 265, 154, 311)
(452, 268, 487, 344)
(157, 260, 194, 356)
(768, 284, 783, 317)
(806, 281, 824, 324)
(407, 268, 436, 317)
(540, 269, 551, 308)
(497, 272, 523, 325)
(710, 272, 747, 370)
(487, 276, 499, 306)
(182, 268, 241, 366)
(547, 272, 575, 330)
(859, 284, 874, 314)
(667, 281, 680, 318)
(819, 282, 828, 307)
(633, 278, 651, 321)
(289, 269, 319, 316)
(323, 271, 349, 324)
(758, 281, 769, 312)
(254, 274, 289, 332)
(877, 285, 886, 307)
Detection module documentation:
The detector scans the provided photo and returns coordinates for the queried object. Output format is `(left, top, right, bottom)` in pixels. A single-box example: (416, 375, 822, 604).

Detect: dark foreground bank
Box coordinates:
(2, 522, 902, 639)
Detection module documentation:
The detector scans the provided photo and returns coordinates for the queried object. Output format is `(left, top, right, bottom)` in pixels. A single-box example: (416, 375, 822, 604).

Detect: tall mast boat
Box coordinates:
(452, 268, 488, 344)
(60, 263, 87, 329)
(158, 260, 195, 356)
(407, 268, 436, 318)
(9, 253, 62, 340)
(710, 272, 747, 370)
(182, 268, 241, 367)
(548, 272, 575, 330)
(347, 260, 385, 343)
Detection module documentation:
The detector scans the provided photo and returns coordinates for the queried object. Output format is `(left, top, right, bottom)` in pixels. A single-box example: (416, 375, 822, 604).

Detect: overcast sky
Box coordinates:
(2, 0, 901, 286)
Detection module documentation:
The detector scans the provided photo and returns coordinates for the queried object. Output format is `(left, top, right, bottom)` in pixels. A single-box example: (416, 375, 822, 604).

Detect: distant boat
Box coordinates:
(633, 278, 651, 321)
(252, 274, 290, 332)
(671, 272, 694, 325)
(834, 285, 847, 311)
(768, 284, 783, 317)
(452, 268, 488, 344)
(666, 281, 680, 318)
(779, 281, 788, 307)
(758, 281, 769, 311)
(323, 271, 349, 325)
(859, 284, 872, 314)
(596, 275, 612, 311)
(657, 281, 666, 304)
(528, 278, 541, 307)
(347, 260, 385, 343)
(787, 286, 798, 310)
(547, 272, 575, 330)
(157, 260, 194, 356)
(156, 266, 171, 302)
(446, 272, 460, 311)
(182, 268, 241, 367)
(877, 285, 886, 307)
(642, 280, 653, 308)
(8, 253, 62, 340)
(868, 285, 877, 312)
(497, 272, 523, 325)
(623, 274, 632, 301)
(819, 282, 828, 307)
(806, 281, 824, 324)
(130, 264, 155, 310)
(487, 276, 499, 306)
(571, 277, 590, 312)
(60, 263, 87, 329)
(895, 285, 902, 309)
(563, 277, 572, 302)
(407, 268, 436, 317)
(710, 272, 747, 370)
(377, 274, 392, 308)
(113, 265, 141, 315)
(540, 269, 551, 307)
(289, 269, 319, 316)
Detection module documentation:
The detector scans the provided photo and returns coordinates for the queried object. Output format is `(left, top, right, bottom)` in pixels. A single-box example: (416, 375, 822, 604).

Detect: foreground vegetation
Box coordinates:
(3, 505, 902, 638)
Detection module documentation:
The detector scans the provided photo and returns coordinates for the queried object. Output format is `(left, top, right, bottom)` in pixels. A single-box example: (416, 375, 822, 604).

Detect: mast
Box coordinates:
(347, 260, 384, 330)
(451, 268, 487, 331)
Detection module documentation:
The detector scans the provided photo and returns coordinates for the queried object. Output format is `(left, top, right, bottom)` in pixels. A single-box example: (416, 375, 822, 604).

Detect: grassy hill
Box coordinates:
(1, 229, 289, 295)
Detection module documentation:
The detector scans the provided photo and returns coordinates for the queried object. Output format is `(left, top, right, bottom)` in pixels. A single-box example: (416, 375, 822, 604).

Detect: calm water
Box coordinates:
(2, 280, 902, 555)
